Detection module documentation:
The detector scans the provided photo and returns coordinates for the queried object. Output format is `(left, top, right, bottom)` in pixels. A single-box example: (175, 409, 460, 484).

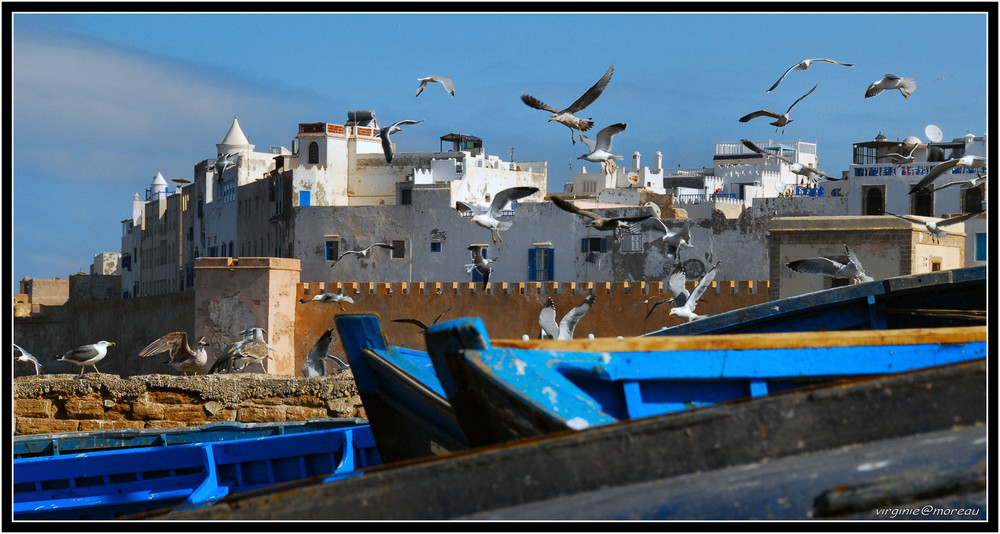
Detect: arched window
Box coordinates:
(964, 186, 983, 213)
(863, 187, 884, 215)
(308, 142, 320, 164)
(911, 189, 933, 217)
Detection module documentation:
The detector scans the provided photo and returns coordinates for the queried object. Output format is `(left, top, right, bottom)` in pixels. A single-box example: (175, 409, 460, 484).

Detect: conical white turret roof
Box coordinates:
(217, 117, 255, 153)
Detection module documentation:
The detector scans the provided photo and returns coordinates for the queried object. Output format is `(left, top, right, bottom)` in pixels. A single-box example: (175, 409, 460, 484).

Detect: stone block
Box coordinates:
(284, 406, 330, 421)
(237, 406, 286, 423)
(14, 399, 54, 418)
(16, 418, 80, 435)
(143, 420, 189, 429)
(63, 398, 106, 419)
(131, 402, 165, 420)
(162, 404, 208, 424)
(78, 420, 146, 432)
(150, 391, 199, 404)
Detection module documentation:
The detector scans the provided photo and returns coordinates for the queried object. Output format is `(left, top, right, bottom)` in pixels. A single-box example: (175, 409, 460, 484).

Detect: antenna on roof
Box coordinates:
(925, 124, 944, 143)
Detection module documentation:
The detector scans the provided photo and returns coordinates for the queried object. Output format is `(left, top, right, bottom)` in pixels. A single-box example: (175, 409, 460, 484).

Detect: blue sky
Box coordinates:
(10, 10, 990, 290)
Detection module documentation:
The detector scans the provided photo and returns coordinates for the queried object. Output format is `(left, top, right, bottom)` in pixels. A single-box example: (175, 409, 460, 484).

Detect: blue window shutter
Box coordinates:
(528, 248, 537, 281)
(547, 248, 554, 281)
(299, 190, 311, 206)
(976, 233, 987, 261)
(600, 238, 607, 253)
(581, 238, 589, 252)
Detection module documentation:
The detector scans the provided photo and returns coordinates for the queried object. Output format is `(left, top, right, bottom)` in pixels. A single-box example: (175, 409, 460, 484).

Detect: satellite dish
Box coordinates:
(925, 124, 944, 143)
(627, 171, 639, 184)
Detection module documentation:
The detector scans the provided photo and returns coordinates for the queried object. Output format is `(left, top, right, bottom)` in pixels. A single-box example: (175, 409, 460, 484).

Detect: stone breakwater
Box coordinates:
(12, 372, 364, 436)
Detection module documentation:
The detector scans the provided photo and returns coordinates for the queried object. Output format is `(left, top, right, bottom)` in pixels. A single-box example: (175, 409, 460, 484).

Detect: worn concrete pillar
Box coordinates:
(194, 257, 301, 376)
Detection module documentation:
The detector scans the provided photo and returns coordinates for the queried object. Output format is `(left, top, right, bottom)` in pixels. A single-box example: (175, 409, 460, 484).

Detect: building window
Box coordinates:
(911, 188, 934, 216)
(964, 186, 984, 213)
(620, 233, 644, 253)
(300, 190, 311, 207)
(430, 241, 442, 253)
(326, 241, 339, 261)
(391, 240, 406, 259)
(581, 237, 607, 253)
(931, 261, 942, 272)
(401, 187, 412, 205)
(976, 233, 986, 261)
(862, 186, 884, 216)
(308, 142, 320, 164)
(529, 247, 554, 281)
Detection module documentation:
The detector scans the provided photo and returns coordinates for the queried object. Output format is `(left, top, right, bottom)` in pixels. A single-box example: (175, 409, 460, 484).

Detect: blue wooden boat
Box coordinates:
(424, 319, 986, 448)
(646, 266, 985, 336)
(335, 314, 469, 464)
(13, 421, 381, 520)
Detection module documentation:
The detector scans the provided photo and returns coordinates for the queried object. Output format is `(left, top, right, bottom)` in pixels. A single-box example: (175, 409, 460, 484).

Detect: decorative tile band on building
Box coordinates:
(297, 280, 770, 299)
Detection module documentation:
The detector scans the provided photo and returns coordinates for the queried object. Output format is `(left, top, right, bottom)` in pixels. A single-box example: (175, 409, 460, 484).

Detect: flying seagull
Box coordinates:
(137, 332, 208, 376)
(865, 74, 916, 99)
(55, 340, 115, 376)
(579, 122, 627, 174)
(392, 308, 451, 334)
(766, 58, 854, 93)
(214, 152, 237, 177)
(455, 186, 539, 243)
(330, 242, 396, 266)
(300, 292, 356, 311)
(740, 139, 841, 183)
(877, 142, 920, 166)
(641, 203, 694, 258)
(786, 244, 873, 284)
(301, 328, 348, 377)
(644, 262, 710, 320)
(932, 172, 988, 192)
(13, 343, 43, 375)
(465, 245, 496, 289)
(552, 196, 651, 239)
(886, 211, 986, 240)
(539, 294, 596, 340)
(521, 63, 614, 144)
(669, 261, 721, 322)
(416, 75, 455, 97)
(376, 119, 423, 164)
(908, 155, 988, 194)
(739, 84, 817, 133)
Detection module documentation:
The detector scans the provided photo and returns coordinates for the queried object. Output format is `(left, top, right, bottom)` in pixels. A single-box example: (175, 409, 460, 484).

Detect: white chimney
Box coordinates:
(632, 151, 641, 171)
(654, 151, 662, 172)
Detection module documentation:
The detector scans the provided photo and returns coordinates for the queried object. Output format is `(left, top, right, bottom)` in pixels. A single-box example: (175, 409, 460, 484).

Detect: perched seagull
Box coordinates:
(886, 211, 986, 240)
(455, 186, 539, 243)
(465, 245, 496, 289)
(740, 139, 841, 183)
(392, 308, 451, 334)
(932, 172, 988, 192)
(552, 196, 651, 239)
(669, 261, 721, 322)
(416, 75, 455, 97)
(908, 155, 988, 194)
(300, 292, 356, 311)
(137, 332, 208, 376)
(865, 74, 916, 99)
(331, 243, 396, 266)
(13, 343, 43, 375)
(877, 142, 920, 166)
(739, 85, 817, 133)
(578, 122, 627, 174)
(538, 294, 596, 340)
(786, 245, 873, 284)
(302, 328, 337, 377)
(376, 119, 423, 164)
(55, 340, 115, 376)
(521, 64, 615, 144)
(766, 58, 855, 93)
(214, 152, 238, 177)
(210, 328, 275, 374)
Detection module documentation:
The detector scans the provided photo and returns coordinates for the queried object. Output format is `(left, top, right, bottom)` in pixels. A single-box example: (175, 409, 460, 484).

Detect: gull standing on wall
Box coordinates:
(455, 186, 540, 244)
(521, 64, 615, 144)
(55, 340, 115, 376)
(137, 332, 208, 375)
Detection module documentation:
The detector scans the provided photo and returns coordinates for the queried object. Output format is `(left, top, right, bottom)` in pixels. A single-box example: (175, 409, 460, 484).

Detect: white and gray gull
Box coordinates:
(375, 119, 423, 164)
(539, 294, 595, 340)
(552, 196, 651, 239)
(465, 245, 496, 289)
(885, 211, 986, 240)
(13, 343, 43, 375)
(455, 186, 539, 244)
(55, 340, 115, 376)
(301, 328, 349, 377)
(865, 74, 916, 99)
(578, 122, 627, 175)
(908, 155, 988, 194)
(739, 84, 817, 134)
(300, 292, 356, 311)
(137, 332, 208, 375)
(740, 139, 841, 183)
(669, 261, 721, 322)
(521, 64, 614, 145)
(416, 75, 455, 97)
(786, 244, 873, 284)
(765, 58, 854, 93)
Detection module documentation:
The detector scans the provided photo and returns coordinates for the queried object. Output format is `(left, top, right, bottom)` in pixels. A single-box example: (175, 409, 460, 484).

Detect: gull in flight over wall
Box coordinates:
(13, 343, 43, 375)
(330, 242, 396, 266)
(416, 75, 455, 97)
(740, 139, 842, 183)
(465, 245, 496, 289)
(300, 292, 356, 311)
(578, 122, 627, 175)
(765, 58, 854, 93)
(908, 155, 988, 194)
(455, 186, 539, 243)
(886, 211, 986, 240)
(932, 172, 988, 192)
(215, 152, 238, 177)
(878, 142, 920, 167)
(376, 119, 423, 164)
(641, 202, 694, 259)
(552, 196, 651, 240)
(669, 261, 721, 322)
(644, 261, 711, 320)
(55, 340, 115, 377)
(521, 64, 615, 144)
(786, 244, 874, 284)
(865, 74, 916, 99)
(539, 294, 596, 340)
(301, 328, 350, 377)
(392, 308, 451, 334)
(137, 332, 208, 375)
